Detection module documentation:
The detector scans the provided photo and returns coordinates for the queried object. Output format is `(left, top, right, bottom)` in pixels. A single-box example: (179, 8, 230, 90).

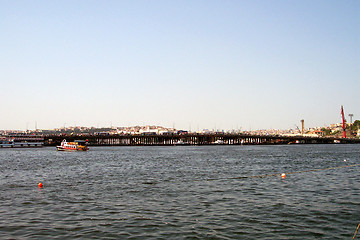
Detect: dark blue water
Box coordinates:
(1, 145, 359, 239)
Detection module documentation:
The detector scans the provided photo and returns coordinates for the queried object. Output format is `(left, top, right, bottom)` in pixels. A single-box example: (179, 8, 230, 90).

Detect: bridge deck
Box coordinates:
(44, 133, 360, 146)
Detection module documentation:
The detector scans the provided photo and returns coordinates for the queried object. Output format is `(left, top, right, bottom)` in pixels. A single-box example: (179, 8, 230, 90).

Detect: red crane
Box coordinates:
(341, 105, 346, 138)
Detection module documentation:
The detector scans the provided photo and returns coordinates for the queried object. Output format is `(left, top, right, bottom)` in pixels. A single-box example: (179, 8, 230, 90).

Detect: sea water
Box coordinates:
(0, 144, 359, 239)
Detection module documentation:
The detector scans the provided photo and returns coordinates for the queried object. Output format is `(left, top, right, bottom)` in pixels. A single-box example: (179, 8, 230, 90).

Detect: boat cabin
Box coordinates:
(74, 140, 87, 146)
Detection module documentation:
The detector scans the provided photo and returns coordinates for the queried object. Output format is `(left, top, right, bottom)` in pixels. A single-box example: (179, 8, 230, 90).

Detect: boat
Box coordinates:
(0, 135, 44, 148)
(174, 139, 190, 145)
(0, 137, 15, 148)
(214, 139, 225, 144)
(56, 139, 89, 151)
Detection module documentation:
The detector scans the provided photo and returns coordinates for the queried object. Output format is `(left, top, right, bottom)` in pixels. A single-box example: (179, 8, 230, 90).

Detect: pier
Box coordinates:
(44, 133, 360, 146)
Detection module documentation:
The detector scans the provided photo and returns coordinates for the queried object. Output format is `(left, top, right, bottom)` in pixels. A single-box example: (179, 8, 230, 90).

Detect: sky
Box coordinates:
(1, 0, 359, 131)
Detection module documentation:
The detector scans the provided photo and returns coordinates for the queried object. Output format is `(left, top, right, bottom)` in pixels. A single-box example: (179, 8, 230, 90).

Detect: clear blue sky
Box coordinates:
(1, 0, 359, 131)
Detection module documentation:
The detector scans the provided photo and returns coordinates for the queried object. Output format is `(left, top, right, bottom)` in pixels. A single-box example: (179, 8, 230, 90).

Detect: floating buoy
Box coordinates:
(344, 159, 347, 162)
(281, 173, 286, 179)
(38, 182, 43, 188)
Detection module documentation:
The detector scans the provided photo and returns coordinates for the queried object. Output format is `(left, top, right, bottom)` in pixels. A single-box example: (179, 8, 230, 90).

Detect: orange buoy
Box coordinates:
(281, 173, 286, 179)
(38, 182, 43, 188)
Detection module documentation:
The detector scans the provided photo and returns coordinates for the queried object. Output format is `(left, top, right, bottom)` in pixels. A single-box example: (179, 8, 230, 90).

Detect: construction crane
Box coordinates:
(294, 124, 300, 133)
(341, 105, 346, 138)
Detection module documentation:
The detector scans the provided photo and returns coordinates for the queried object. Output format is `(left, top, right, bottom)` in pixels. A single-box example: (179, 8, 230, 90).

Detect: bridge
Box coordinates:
(44, 133, 360, 146)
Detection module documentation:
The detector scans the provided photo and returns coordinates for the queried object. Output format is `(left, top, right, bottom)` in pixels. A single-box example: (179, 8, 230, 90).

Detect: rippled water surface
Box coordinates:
(1, 145, 359, 239)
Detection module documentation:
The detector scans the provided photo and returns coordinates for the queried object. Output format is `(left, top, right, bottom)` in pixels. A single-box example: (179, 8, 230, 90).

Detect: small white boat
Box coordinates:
(175, 139, 185, 145)
(214, 140, 225, 144)
(57, 139, 89, 151)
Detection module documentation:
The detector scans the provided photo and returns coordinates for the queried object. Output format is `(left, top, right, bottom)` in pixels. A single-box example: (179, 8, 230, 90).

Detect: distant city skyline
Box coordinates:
(2, 119, 354, 133)
(1, 0, 359, 131)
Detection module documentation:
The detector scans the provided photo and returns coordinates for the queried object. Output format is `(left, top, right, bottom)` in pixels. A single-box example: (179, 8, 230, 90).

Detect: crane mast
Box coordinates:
(341, 105, 346, 138)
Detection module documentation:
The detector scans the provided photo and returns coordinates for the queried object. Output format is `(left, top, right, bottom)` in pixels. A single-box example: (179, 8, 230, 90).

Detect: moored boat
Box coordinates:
(56, 139, 89, 151)
(0, 137, 15, 148)
(214, 139, 225, 144)
(0, 135, 44, 148)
